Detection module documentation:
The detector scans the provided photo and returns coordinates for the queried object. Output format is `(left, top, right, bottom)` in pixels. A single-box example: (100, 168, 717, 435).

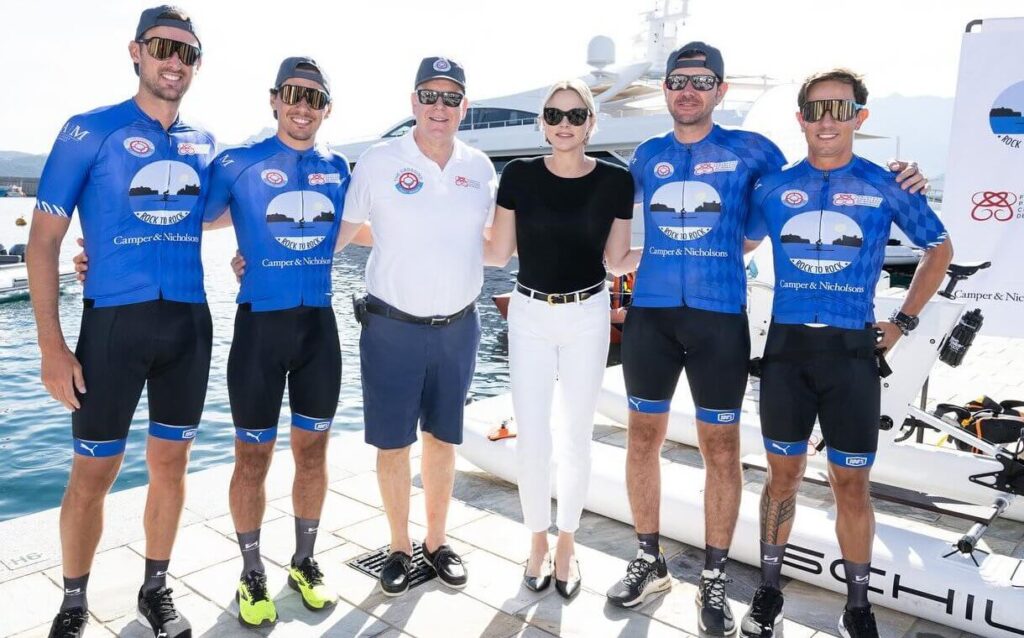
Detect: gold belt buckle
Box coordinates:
(547, 293, 558, 306)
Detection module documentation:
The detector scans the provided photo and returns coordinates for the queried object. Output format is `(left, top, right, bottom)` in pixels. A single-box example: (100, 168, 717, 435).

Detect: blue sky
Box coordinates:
(3, 0, 1022, 152)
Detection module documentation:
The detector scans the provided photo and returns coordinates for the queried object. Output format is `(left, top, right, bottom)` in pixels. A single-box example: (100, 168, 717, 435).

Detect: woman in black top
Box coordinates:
(485, 79, 639, 599)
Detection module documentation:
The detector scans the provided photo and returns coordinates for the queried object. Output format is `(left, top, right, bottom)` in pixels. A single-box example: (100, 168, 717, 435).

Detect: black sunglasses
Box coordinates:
(274, 84, 331, 110)
(543, 107, 590, 126)
(664, 74, 718, 92)
(801, 99, 863, 123)
(417, 89, 464, 108)
(137, 36, 201, 67)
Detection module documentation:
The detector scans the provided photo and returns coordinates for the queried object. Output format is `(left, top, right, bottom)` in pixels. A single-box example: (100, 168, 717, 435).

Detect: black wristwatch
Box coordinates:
(889, 310, 919, 336)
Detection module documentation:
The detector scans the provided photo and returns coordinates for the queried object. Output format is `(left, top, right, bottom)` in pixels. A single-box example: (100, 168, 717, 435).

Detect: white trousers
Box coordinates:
(508, 287, 610, 533)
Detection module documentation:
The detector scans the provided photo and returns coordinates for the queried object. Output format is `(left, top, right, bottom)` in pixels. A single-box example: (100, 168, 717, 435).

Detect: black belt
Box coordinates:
(515, 281, 605, 305)
(365, 300, 475, 326)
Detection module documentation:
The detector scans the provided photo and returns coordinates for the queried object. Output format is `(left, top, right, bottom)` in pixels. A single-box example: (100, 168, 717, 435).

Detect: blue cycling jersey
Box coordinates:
(629, 125, 786, 312)
(36, 98, 215, 307)
(204, 136, 349, 311)
(747, 155, 948, 329)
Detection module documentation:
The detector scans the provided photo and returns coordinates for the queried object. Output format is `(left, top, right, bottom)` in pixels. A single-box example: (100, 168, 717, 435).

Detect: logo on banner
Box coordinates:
(990, 81, 1024, 150)
(781, 189, 808, 208)
(971, 190, 1020, 222)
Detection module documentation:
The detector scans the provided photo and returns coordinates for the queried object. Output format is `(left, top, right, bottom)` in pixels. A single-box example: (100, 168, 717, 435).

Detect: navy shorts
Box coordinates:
(72, 299, 212, 457)
(759, 323, 881, 468)
(227, 305, 341, 444)
(359, 297, 480, 449)
(621, 305, 750, 424)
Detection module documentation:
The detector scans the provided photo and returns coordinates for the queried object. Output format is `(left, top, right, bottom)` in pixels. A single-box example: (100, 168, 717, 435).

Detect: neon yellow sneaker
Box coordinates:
(237, 570, 277, 627)
(288, 557, 338, 611)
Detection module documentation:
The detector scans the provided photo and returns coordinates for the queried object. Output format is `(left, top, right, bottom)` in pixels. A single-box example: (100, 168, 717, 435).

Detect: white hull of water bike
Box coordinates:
(459, 394, 1024, 637)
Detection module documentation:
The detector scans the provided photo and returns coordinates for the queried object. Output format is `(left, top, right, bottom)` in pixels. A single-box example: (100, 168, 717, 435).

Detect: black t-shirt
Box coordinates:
(496, 157, 634, 294)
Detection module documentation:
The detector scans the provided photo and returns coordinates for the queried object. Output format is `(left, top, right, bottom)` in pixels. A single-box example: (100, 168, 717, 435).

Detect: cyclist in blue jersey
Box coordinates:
(27, 6, 208, 638)
(607, 43, 928, 634)
(202, 57, 367, 627)
(738, 69, 952, 638)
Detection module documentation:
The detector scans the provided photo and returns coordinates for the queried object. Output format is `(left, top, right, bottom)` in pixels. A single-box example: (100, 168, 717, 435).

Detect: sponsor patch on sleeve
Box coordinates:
(308, 172, 342, 185)
(694, 161, 738, 175)
(177, 142, 212, 156)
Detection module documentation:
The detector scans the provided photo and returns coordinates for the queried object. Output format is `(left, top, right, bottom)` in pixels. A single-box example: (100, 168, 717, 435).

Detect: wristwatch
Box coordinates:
(889, 310, 919, 336)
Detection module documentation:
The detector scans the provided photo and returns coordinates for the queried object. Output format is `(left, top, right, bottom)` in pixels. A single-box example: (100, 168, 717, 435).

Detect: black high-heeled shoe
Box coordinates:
(554, 555, 581, 600)
(523, 552, 552, 592)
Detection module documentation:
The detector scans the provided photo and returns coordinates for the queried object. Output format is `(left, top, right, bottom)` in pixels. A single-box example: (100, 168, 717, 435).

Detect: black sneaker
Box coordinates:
(137, 586, 192, 637)
(605, 550, 671, 608)
(740, 585, 784, 637)
(839, 605, 879, 638)
(697, 569, 736, 636)
(48, 608, 88, 638)
(379, 550, 413, 597)
(422, 543, 467, 589)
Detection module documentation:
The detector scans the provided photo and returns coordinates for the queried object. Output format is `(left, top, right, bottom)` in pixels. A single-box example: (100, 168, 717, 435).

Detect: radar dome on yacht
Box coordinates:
(587, 36, 615, 70)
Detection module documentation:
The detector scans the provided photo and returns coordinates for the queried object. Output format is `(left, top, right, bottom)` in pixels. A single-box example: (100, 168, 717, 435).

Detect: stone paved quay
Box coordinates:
(2, 336, 1023, 637)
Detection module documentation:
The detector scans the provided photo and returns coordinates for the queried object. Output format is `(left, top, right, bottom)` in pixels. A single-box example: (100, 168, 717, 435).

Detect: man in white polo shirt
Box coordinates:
(343, 56, 497, 596)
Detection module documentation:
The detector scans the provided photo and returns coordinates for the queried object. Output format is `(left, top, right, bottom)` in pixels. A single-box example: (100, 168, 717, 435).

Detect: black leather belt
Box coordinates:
(365, 300, 475, 326)
(515, 281, 605, 305)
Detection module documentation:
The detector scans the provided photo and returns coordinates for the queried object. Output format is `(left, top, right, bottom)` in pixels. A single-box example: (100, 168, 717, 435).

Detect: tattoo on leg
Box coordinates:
(760, 489, 796, 545)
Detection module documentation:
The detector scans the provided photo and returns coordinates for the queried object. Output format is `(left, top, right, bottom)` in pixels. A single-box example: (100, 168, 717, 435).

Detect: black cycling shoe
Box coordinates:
(138, 586, 192, 637)
(422, 543, 467, 589)
(740, 585, 784, 637)
(839, 605, 880, 638)
(48, 608, 88, 638)
(605, 550, 671, 608)
(697, 569, 736, 636)
(379, 550, 414, 597)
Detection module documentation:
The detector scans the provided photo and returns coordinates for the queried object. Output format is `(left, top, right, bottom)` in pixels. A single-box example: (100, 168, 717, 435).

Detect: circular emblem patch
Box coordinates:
(781, 189, 808, 208)
(433, 58, 452, 72)
(654, 162, 674, 179)
(124, 137, 155, 158)
(395, 169, 424, 194)
(261, 169, 288, 188)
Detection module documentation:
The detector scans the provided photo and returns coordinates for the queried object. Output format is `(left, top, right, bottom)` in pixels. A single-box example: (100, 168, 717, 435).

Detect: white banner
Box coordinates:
(942, 17, 1024, 337)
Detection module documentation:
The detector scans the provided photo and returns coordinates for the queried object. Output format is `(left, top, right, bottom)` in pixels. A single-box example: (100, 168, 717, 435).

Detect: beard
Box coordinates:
(668, 97, 715, 127)
(140, 67, 190, 103)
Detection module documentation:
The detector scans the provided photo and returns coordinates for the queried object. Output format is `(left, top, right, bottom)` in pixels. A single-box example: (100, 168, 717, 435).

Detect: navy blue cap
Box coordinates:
(415, 57, 465, 90)
(274, 56, 330, 96)
(666, 41, 724, 81)
(135, 5, 201, 49)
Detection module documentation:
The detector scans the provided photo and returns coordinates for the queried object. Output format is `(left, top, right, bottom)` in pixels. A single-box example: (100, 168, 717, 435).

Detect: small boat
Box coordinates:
(0, 245, 77, 303)
(0, 184, 26, 197)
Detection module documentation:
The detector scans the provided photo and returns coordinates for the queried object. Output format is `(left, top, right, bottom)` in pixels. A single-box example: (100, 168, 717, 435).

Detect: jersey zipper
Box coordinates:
(679, 144, 692, 306)
(815, 170, 831, 324)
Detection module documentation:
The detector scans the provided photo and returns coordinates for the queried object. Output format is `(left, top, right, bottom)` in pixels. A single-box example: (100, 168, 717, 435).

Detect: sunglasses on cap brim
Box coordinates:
(137, 36, 201, 66)
(275, 84, 331, 110)
(801, 99, 864, 123)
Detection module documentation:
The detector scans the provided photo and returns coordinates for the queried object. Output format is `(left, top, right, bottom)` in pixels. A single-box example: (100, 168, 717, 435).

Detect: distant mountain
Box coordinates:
(855, 94, 954, 179)
(0, 151, 47, 177)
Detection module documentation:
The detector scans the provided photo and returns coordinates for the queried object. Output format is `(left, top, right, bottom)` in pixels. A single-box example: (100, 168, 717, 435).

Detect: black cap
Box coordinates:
(274, 56, 331, 96)
(415, 57, 466, 91)
(135, 5, 201, 49)
(666, 41, 724, 81)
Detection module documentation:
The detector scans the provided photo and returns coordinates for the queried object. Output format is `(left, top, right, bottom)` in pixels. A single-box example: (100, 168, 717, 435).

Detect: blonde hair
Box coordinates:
(540, 79, 598, 141)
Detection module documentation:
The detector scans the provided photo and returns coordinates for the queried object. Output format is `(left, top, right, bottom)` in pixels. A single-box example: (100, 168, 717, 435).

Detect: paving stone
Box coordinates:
(269, 490, 382, 534)
(129, 521, 239, 578)
(902, 617, 965, 637)
(455, 548, 557, 615)
(332, 514, 475, 556)
(450, 470, 525, 521)
(0, 571, 64, 634)
(449, 513, 537, 563)
(104, 592, 243, 637)
(780, 578, 915, 637)
(516, 586, 690, 637)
